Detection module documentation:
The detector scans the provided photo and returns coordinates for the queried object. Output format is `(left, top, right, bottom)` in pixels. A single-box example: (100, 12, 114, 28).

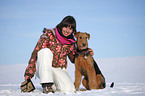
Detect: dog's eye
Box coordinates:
(86, 37, 87, 39)
(80, 37, 82, 39)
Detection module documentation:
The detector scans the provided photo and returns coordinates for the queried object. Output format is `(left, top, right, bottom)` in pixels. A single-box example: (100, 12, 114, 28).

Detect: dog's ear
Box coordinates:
(74, 32, 80, 38)
(85, 32, 90, 40)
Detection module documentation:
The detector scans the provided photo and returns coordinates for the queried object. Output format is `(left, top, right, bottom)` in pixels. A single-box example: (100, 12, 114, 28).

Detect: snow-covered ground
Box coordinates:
(0, 56, 145, 96)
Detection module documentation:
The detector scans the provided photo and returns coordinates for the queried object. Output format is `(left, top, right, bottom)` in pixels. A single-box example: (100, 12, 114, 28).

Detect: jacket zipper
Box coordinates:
(58, 44, 63, 68)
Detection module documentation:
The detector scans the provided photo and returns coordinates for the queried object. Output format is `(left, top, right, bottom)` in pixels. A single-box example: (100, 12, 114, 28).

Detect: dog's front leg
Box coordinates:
(86, 56, 97, 90)
(74, 68, 82, 91)
(74, 58, 82, 91)
(87, 68, 97, 90)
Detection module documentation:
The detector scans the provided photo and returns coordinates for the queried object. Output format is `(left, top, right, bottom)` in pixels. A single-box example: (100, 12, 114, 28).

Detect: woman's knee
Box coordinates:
(38, 48, 53, 57)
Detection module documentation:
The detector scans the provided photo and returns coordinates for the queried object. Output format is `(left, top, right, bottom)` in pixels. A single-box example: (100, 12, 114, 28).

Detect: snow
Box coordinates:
(0, 56, 145, 96)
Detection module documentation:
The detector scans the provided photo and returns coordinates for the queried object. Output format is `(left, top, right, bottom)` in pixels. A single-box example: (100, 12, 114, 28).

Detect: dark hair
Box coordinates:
(56, 16, 76, 33)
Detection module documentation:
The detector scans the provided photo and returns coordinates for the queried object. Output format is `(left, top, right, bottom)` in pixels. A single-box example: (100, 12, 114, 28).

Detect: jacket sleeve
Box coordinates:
(68, 44, 76, 63)
(24, 29, 50, 78)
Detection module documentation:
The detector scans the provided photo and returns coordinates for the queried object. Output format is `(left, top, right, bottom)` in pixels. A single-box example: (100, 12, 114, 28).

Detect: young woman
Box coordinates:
(24, 16, 77, 93)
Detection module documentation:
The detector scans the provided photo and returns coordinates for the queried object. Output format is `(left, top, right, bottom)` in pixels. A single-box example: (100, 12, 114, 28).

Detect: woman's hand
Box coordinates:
(25, 75, 31, 81)
(89, 48, 94, 56)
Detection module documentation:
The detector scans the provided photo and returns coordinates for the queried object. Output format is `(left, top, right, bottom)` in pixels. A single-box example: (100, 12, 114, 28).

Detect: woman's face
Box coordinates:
(62, 27, 73, 37)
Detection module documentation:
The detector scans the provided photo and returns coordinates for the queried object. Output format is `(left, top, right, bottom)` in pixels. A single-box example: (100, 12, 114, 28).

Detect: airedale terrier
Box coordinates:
(74, 32, 106, 91)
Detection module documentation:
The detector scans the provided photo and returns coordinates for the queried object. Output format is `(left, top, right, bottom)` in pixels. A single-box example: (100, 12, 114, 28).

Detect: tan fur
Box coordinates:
(74, 32, 90, 50)
(74, 32, 104, 91)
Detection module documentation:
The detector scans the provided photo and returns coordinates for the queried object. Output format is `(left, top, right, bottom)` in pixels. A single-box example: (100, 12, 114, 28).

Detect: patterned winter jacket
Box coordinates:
(24, 28, 76, 78)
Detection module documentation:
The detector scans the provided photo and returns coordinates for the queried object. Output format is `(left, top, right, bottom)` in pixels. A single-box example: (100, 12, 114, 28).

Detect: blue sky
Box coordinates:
(0, 0, 145, 65)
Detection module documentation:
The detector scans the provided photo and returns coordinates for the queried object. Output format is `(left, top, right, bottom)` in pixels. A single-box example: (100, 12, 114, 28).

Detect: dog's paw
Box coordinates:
(80, 88, 86, 91)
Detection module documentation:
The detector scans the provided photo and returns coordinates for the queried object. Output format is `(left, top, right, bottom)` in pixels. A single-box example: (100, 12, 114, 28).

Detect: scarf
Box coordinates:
(55, 28, 75, 44)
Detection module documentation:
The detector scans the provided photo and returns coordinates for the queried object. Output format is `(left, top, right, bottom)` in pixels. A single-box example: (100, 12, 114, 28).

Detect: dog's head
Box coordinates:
(74, 32, 90, 50)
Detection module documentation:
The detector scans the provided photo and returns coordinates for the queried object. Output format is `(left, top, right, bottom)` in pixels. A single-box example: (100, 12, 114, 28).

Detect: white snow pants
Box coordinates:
(35, 48, 75, 93)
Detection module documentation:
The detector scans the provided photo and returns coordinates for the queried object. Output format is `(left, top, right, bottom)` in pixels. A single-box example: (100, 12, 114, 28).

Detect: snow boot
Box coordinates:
(42, 83, 54, 93)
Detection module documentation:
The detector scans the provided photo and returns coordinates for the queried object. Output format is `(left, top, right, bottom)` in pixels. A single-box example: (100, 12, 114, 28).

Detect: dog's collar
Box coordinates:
(75, 48, 90, 57)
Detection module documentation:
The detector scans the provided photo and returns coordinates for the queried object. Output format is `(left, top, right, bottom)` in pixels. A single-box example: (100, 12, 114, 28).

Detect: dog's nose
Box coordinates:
(83, 43, 86, 47)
